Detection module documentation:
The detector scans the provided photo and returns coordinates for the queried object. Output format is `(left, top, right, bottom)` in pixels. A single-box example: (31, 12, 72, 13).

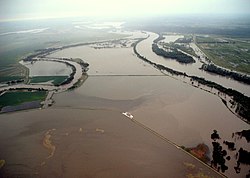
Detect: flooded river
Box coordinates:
(0, 31, 249, 177)
(137, 32, 250, 96)
(51, 32, 249, 177)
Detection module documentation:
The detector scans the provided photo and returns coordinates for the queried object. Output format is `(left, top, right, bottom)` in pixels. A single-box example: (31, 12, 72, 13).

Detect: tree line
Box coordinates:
(201, 64, 250, 85)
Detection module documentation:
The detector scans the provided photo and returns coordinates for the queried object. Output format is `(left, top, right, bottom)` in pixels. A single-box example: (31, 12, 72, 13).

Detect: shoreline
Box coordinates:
(0, 55, 88, 114)
(0, 33, 141, 113)
(1, 30, 249, 123)
(121, 111, 226, 178)
(0, 30, 247, 177)
(133, 33, 249, 124)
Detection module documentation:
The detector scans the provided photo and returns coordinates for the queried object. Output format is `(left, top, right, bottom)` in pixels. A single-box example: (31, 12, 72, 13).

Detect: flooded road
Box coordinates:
(49, 46, 160, 76)
(50, 32, 249, 177)
(0, 31, 249, 177)
(53, 76, 249, 178)
(0, 108, 221, 178)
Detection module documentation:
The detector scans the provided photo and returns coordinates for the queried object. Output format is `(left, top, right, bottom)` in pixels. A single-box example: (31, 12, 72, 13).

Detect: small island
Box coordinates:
(152, 43, 195, 64)
(134, 36, 250, 124)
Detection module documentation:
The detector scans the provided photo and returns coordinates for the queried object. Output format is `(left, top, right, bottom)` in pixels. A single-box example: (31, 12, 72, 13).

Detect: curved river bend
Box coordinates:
(137, 32, 250, 96)
(0, 31, 249, 178)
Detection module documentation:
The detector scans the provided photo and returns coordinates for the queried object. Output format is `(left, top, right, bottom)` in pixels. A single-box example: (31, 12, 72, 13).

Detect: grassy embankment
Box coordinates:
(195, 35, 250, 74)
(134, 37, 250, 124)
(0, 91, 47, 109)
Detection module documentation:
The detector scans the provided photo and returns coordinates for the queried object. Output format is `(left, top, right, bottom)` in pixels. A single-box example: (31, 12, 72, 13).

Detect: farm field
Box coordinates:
(196, 35, 250, 74)
(0, 91, 47, 109)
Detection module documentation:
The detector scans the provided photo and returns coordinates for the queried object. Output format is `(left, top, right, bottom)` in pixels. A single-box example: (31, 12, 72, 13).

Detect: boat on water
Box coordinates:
(122, 112, 133, 119)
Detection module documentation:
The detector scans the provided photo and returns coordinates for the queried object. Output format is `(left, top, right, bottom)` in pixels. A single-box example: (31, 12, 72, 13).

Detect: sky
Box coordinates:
(0, 0, 250, 21)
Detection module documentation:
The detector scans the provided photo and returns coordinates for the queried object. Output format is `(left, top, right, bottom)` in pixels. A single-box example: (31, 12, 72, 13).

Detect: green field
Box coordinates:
(29, 76, 68, 85)
(196, 36, 222, 43)
(0, 91, 47, 109)
(0, 76, 24, 83)
(196, 35, 250, 74)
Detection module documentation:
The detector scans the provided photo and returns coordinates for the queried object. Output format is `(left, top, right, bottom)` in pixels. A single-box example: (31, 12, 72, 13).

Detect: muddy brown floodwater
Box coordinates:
(0, 109, 220, 178)
(0, 31, 249, 177)
(137, 32, 250, 96)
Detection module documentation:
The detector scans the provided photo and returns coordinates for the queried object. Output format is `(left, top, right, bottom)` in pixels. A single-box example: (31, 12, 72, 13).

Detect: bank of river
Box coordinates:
(138, 32, 250, 96)
(50, 31, 249, 177)
(0, 56, 86, 113)
(52, 31, 248, 176)
(0, 30, 249, 177)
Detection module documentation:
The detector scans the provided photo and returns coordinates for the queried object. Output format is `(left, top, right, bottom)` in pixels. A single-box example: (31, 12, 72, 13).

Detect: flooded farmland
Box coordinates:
(0, 31, 249, 178)
(50, 32, 249, 177)
(21, 61, 72, 77)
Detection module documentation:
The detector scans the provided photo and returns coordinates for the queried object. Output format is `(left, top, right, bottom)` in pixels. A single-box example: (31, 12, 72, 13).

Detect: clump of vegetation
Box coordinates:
(153, 34, 197, 63)
(59, 63, 76, 86)
(237, 148, 250, 165)
(234, 148, 250, 174)
(152, 43, 195, 64)
(211, 130, 221, 141)
(210, 129, 250, 177)
(201, 64, 250, 85)
(159, 34, 199, 57)
(235, 129, 250, 143)
(211, 130, 228, 173)
(211, 141, 228, 173)
(223, 141, 236, 151)
(189, 143, 210, 163)
(190, 76, 250, 123)
(170, 43, 198, 57)
(5, 79, 25, 85)
(134, 37, 250, 123)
